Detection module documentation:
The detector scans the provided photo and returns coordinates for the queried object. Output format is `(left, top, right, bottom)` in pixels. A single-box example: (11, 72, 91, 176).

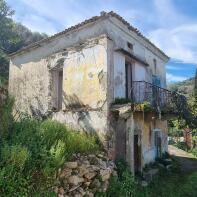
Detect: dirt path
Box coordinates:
(168, 145, 197, 173)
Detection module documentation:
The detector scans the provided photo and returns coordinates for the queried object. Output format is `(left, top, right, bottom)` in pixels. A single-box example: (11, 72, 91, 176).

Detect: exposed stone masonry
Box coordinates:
(55, 152, 116, 197)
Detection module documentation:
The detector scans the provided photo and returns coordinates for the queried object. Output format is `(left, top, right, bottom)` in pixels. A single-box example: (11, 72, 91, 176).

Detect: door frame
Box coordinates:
(134, 129, 142, 174)
(153, 129, 162, 159)
(115, 117, 127, 160)
(125, 62, 133, 99)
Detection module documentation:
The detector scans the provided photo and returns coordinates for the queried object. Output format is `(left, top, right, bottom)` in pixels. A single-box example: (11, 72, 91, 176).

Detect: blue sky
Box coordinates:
(7, 0, 197, 83)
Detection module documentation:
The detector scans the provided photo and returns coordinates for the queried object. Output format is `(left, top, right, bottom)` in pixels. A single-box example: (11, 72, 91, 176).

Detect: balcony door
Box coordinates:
(125, 62, 132, 99)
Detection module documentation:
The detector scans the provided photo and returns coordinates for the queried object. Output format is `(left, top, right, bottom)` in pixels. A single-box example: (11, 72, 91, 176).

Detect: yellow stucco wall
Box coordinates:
(63, 37, 107, 109)
(133, 112, 168, 168)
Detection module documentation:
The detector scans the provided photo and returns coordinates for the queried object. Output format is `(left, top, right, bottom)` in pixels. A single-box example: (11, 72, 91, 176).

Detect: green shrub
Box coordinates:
(0, 117, 101, 195)
(40, 119, 100, 165)
(114, 98, 133, 105)
(1, 144, 30, 169)
(40, 120, 69, 149)
(115, 159, 129, 179)
(50, 139, 67, 167)
(0, 166, 32, 196)
(189, 148, 197, 157)
(97, 160, 137, 197)
(0, 144, 31, 196)
(105, 176, 121, 197)
(0, 96, 15, 140)
(180, 172, 197, 197)
(143, 101, 154, 112)
(120, 170, 136, 196)
(176, 141, 188, 151)
(0, 76, 7, 87)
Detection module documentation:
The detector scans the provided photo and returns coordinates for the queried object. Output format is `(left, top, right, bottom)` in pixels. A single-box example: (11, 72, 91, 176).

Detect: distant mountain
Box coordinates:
(168, 78, 195, 96)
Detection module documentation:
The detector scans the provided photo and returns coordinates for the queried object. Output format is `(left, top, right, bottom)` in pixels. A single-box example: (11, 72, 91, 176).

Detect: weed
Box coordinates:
(113, 98, 133, 105)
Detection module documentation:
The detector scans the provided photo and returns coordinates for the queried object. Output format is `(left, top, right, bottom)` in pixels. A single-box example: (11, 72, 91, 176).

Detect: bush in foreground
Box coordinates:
(96, 160, 137, 197)
(0, 118, 100, 196)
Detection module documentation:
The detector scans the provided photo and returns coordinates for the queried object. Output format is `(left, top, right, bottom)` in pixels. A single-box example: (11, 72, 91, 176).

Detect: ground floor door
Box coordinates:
(115, 118, 126, 160)
(134, 134, 141, 173)
(155, 134, 162, 158)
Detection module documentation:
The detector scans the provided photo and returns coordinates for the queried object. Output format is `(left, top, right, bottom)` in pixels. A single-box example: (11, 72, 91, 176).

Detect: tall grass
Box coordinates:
(0, 102, 100, 196)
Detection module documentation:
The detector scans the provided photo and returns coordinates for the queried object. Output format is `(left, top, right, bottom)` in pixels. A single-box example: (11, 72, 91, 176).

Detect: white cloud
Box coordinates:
(19, 14, 58, 34)
(8, 0, 197, 67)
(166, 65, 183, 70)
(166, 73, 187, 83)
(153, 0, 189, 27)
(149, 24, 197, 64)
(19, 0, 100, 33)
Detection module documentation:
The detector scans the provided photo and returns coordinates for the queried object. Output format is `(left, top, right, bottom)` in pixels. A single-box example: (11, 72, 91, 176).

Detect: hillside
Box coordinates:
(0, 0, 48, 79)
(168, 77, 195, 96)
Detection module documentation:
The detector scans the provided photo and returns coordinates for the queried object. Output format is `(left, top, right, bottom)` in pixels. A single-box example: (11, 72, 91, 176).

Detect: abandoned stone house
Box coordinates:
(9, 11, 170, 173)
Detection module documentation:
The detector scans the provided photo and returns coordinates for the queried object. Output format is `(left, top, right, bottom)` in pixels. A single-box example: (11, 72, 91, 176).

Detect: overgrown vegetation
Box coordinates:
(96, 160, 137, 197)
(167, 69, 197, 130)
(0, 92, 100, 196)
(96, 159, 197, 197)
(168, 69, 197, 157)
(113, 97, 133, 105)
(0, 117, 100, 196)
(168, 77, 195, 97)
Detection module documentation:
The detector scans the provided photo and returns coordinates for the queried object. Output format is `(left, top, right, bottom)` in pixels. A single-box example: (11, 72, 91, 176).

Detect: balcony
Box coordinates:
(112, 81, 192, 123)
(130, 81, 172, 111)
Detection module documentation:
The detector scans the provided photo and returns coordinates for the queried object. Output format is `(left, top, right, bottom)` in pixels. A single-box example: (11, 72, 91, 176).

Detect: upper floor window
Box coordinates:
(51, 68, 63, 111)
(127, 42, 133, 53)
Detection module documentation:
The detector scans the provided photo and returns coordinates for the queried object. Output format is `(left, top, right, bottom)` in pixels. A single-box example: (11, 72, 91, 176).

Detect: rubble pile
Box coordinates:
(56, 152, 116, 197)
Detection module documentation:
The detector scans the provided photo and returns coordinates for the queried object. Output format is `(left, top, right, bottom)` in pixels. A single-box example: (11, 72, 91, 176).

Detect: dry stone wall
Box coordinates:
(55, 152, 116, 197)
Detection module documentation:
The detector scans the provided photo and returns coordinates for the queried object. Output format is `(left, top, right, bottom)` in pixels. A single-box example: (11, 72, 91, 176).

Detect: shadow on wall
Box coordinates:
(62, 91, 97, 133)
(62, 91, 90, 110)
(29, 96, 49, 119)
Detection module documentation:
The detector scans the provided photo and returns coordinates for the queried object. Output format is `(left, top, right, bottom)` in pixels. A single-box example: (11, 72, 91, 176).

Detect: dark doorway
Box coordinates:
(115, 118, 126, 160)
(125, 62, 132, 99)
(134, 134, 141, 173)
(155, 131, 162, 158)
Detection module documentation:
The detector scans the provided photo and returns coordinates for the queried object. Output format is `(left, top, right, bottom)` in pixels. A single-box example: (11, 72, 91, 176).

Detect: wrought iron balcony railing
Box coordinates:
(130, 81, 172, 109)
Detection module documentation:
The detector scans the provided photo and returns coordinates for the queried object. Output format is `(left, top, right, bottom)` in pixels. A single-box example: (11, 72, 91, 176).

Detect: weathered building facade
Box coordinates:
(9, 12, 170, 173)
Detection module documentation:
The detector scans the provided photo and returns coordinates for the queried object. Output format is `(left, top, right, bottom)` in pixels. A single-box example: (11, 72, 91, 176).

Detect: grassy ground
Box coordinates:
(141, 170, 197, 197)
(97, 157, 197, 197)
(135, 153, 197, 197)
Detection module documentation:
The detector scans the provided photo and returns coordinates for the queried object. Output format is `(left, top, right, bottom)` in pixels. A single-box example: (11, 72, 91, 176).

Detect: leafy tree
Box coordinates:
(0, 0, 14, 20)
(168, 69, 197, 140)
(194, 68, 197, 98)
(0, 0, 16, 77)
(0, 0, 47, 78)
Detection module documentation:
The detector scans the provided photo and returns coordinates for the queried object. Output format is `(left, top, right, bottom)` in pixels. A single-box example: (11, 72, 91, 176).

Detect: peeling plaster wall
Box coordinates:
(132, 112, 168, 168)
(52, 36, 109, 145)
(9, 58, 50, 116)
(62, 37, 107, 109)
(125, 115, 135, 172)
(110, 110, 168, 173)
(9, 35, 109, 146)
(52, 110, 108, 145)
